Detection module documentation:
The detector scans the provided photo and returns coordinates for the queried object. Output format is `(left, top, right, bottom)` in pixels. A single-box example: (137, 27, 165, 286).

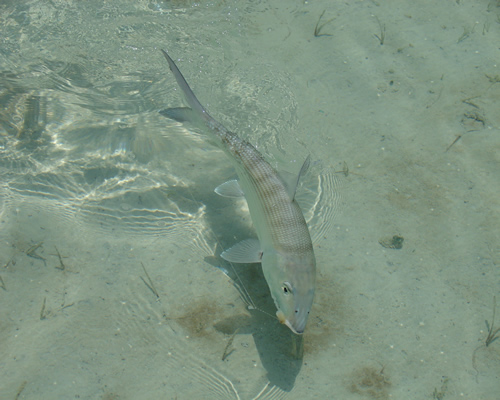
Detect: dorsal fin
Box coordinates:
(281, 155, 311, 201)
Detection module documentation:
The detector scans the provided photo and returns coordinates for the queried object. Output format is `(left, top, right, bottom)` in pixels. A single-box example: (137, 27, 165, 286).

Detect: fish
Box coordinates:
(159, 49, 316, 334)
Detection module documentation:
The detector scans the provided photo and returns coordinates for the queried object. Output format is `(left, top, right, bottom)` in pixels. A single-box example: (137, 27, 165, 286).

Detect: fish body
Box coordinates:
(160, 50, 316, 334)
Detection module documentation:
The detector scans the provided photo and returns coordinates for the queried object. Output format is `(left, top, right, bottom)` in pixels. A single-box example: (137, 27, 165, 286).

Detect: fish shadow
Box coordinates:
(215, 309, 303, 392)
(206, 253, 304, 392)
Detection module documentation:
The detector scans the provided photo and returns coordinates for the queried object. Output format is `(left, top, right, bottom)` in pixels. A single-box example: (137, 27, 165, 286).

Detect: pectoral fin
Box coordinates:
(221, 238, 262, 263)
(215, 180, 245, 198)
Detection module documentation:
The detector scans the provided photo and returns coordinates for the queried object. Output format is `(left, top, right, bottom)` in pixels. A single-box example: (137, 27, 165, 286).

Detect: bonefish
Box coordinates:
(159, 49, 316, 334)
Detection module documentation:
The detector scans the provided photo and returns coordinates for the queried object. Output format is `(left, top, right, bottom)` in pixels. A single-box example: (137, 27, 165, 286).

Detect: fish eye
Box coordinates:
(282, 282, 292, 295)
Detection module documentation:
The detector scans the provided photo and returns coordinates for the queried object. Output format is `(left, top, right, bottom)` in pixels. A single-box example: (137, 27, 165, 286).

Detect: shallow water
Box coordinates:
(1, 1, 499, 399)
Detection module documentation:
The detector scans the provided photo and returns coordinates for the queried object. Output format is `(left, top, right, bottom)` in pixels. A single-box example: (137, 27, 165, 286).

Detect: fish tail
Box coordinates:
(160, 49, 206, 116)
(160, 49, 228, 143)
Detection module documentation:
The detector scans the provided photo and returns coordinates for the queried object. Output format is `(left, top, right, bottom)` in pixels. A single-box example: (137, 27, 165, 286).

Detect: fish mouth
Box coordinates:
(285, 320, 304, 335)
(277, 310, 305, 334)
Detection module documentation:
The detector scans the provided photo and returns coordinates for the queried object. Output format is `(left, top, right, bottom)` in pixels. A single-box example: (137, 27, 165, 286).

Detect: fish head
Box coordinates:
(262, 250, 316, 334)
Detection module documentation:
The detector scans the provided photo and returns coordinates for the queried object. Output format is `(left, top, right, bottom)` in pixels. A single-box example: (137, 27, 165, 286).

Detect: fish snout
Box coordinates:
(277, 308, 309, 335)
(289, 308, 309, 334)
